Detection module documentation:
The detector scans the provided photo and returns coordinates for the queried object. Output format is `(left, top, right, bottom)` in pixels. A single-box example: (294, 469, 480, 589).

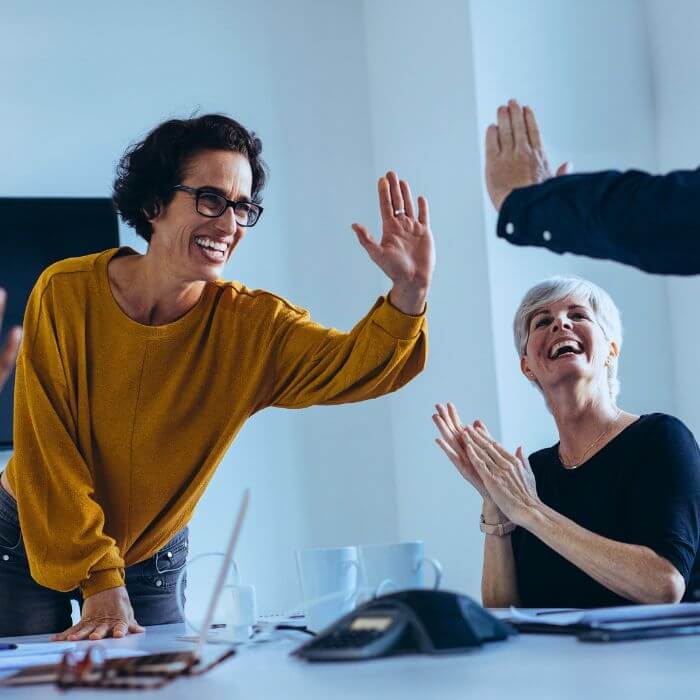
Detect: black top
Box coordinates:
(511, 413, 700, 608)
(497, 168, 700, 275)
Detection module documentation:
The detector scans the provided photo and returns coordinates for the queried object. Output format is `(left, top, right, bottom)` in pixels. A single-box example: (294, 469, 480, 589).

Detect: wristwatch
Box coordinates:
(480, 513, 515, 536)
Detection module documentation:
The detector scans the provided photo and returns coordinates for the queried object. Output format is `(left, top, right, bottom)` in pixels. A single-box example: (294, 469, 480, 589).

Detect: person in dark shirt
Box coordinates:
(433, 276, 700, 608)
(484, 98, 700, 275)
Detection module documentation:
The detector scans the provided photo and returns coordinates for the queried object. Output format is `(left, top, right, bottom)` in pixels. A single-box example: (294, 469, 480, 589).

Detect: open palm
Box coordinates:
(352, 171, 435, 289)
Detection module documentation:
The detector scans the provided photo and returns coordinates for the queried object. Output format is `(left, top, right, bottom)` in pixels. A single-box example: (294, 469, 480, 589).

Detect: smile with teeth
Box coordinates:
(548, 339, 584, 359)
(194, 236, 229, 262)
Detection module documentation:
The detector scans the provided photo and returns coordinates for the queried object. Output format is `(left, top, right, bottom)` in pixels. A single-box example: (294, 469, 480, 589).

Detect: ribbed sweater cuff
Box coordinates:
(80, 568, 126, 599)
(372, 296, 426, 340)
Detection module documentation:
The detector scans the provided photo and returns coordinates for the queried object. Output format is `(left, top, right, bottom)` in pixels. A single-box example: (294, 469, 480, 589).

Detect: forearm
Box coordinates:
(481, 501, 521, 608)
(523, 504, 685, 604)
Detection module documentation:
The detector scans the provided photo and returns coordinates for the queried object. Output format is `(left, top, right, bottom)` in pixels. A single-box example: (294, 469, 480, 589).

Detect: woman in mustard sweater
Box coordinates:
(0, 114, 433, 639)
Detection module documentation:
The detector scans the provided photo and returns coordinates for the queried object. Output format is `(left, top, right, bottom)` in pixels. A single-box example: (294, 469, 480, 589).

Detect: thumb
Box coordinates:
(555, 161, 573, 177)
(351, 223, 381, 261)
(515, 446, 530, 469)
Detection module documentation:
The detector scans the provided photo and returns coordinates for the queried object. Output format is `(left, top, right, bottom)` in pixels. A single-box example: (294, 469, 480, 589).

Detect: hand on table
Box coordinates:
(461, 423, 540, 527)
(352, 171, 435, 315)
(0, 288, 22, 393)
(52, 585, 145, 641)
(485, 99, 571, 212)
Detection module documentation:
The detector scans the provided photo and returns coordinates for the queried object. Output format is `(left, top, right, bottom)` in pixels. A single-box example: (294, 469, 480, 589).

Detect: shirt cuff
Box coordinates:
(80, 567, 126, 599)
(371, 296, 427, 340)
(497, 187, 531, 242)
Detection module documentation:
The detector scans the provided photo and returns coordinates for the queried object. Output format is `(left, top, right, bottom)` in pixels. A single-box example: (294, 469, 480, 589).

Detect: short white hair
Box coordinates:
(513, 277, 623, 401)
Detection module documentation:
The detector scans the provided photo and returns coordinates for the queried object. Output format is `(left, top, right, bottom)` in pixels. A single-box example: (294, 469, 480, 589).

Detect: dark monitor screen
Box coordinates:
(0, 198, 120, 450)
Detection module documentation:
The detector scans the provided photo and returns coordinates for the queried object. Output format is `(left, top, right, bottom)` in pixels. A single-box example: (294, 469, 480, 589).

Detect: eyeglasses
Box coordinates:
(173, 185, 263, 227)
(54, 646, 236, 691)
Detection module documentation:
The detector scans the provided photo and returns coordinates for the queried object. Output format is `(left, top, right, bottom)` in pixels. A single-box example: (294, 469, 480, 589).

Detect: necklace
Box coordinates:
(558, 408, 623, 469)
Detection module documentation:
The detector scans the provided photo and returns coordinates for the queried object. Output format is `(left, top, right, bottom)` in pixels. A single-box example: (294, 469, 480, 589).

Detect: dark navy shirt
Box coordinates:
(512, 413, 700, 608)
(497, 168, 700, 275)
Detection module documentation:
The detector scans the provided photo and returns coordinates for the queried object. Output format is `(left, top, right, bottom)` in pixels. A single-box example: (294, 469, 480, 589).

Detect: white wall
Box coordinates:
(644, 0, 700, 437)
(363, 0, 501, 597)
(469, 0, 676, 454)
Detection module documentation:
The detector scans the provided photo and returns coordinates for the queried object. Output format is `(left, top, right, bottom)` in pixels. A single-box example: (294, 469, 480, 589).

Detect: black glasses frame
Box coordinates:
(173, 185, 263, 227)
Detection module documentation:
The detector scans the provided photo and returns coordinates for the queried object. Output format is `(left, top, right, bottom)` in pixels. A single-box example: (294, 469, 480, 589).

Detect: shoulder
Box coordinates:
(631, 413, 700, 482)
(34, 250, 109, 294)
(29, 250, 111, 310)
(209, 280, 310, 322)
(633, 412, 697, 447)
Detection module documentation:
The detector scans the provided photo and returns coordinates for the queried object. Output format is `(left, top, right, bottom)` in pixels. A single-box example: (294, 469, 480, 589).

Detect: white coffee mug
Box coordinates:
(358, 541, 442, 598)
(295, 545, 361, 632)
(176, 552, 257, 643)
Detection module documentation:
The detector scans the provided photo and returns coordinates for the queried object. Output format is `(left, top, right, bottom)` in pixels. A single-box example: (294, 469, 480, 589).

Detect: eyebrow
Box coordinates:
(532, 304, 588, 319)
(198, 184, 252, 203)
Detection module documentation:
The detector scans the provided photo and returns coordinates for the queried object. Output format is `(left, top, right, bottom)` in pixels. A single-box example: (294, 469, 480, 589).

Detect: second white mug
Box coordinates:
(358, 541, 442, 597)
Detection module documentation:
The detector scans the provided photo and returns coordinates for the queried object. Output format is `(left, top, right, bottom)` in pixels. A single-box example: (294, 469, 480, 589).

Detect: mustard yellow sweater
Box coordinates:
(7, 247, 427, 598)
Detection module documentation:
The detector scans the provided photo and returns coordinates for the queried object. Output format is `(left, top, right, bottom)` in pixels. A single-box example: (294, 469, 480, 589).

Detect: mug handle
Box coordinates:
(374, 578, 398, 597)
(284, 559, 363, 619)
(342, 559, 363, 604)
(418, 557, 443, 589)
(176, 552, 239, 634)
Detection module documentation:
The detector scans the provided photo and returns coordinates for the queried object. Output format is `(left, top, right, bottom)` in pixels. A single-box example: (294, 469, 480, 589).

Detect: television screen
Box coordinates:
(0, 198, 120, 449)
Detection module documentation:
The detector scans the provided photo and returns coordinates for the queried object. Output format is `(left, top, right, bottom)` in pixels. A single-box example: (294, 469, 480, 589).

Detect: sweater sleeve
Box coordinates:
(266, 295, 427, 409)
(497, 168, 700, 275)
(7, 275, 125, 598)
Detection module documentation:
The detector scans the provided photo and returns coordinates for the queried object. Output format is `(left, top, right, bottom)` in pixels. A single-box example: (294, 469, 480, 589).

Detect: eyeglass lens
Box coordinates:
(196, 192, 260, 226)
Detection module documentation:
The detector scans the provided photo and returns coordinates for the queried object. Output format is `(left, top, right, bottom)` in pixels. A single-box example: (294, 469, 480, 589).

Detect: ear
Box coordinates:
(520, 355, 533, 380)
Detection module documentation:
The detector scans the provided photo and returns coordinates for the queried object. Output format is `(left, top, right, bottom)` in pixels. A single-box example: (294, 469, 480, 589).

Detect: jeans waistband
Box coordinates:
(0, 474, 19, 526)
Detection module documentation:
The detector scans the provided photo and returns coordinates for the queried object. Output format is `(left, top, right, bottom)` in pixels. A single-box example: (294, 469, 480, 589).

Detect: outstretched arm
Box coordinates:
(486, 100, 700, 275)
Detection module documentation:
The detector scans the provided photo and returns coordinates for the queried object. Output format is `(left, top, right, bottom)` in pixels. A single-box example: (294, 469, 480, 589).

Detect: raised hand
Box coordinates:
(352, 171, 434, 315)
(0, 289, 22, 392)
(485, 99, 571, 212)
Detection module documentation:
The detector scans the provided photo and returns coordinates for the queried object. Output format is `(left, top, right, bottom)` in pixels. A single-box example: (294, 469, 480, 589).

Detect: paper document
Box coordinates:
(507, 602, 700, 628)
(0, 642, 76, 657)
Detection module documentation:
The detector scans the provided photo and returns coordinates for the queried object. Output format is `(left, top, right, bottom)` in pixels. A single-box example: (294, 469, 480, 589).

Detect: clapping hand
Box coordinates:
(485, 99, 571, 212)
(461, 423, 540, 527)
(433, 402, 491, 499)
(352, 171, 435, 315)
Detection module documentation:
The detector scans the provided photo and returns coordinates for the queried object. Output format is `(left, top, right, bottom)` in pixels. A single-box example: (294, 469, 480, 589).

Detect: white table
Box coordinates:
(1, 622, 698, 699)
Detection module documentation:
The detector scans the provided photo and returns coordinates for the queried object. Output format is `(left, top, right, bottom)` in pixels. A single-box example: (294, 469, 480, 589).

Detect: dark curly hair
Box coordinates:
(113, 114, 267, 242)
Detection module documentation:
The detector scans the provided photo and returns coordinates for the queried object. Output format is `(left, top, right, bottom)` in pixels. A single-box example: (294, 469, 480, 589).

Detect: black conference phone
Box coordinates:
(293, 589, 516, 661)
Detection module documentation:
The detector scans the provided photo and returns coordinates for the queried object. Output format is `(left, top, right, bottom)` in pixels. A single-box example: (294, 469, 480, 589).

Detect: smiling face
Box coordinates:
(521, 295, 619, 396)
(147, 149, 254, 283)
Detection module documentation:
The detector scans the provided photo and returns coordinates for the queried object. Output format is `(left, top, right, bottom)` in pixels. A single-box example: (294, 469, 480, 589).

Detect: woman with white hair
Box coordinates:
(433, 276, 700, 607)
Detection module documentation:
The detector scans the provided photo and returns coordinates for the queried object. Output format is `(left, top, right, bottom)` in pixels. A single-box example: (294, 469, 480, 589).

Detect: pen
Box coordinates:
(0, 643, 18, 651)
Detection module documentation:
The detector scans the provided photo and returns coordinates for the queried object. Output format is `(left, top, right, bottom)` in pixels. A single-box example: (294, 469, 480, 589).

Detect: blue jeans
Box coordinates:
(0, 479, 188, 636)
